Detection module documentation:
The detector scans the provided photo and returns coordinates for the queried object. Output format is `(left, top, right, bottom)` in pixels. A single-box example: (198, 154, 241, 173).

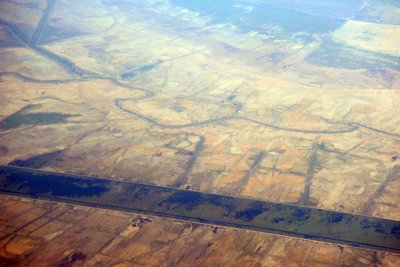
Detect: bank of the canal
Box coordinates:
(0, 165, 399, 253)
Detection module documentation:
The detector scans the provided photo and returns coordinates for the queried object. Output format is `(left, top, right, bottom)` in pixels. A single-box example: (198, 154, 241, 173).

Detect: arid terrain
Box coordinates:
(1, 195, 400, 266)
(0, 0, 400, 266)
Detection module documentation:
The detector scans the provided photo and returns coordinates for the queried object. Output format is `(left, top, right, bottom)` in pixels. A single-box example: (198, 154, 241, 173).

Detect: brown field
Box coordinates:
(0, 0, 399, 265)
(1, 195, 400, 267)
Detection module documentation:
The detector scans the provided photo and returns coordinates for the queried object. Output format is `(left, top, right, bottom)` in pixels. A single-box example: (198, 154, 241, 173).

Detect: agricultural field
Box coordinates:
(0, 0, 399, 265)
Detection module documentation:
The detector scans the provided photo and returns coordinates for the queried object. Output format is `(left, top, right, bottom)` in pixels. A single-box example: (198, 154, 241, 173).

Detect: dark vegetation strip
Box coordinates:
(360, 165, 400, 215)
(302, 142, 319, 205)
(0, 19, 29, 44)
(236, 150, 267, 194)
(0, 6, 92, 77)
(0, 165, 399, 253)
(30, 0, 92, 76)
(28, 0, 57, 46)
(34, 46, 94, 76)
(8, 150, 64, 169)
(173, 136, 205, 187)
(0, 12, 398, 138)
(0, 69, 396, 138)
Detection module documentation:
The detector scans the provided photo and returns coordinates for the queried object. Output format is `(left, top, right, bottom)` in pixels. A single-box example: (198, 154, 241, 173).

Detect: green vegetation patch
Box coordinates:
(8, 150, 64, 168)
(306, 39, 400, 71)
(0, 105, 80, 130)
(0, 166, 399, 253)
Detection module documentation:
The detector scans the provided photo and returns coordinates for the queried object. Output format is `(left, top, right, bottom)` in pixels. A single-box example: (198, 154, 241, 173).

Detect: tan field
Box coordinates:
(1, 195, 400, 266)
(0, 0, 399, 265)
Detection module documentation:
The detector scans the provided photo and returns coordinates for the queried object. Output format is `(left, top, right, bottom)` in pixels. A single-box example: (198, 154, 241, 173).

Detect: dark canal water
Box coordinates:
(0, 165, 399, 253)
